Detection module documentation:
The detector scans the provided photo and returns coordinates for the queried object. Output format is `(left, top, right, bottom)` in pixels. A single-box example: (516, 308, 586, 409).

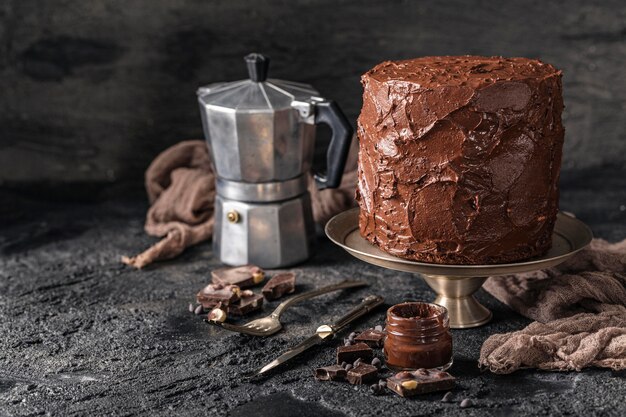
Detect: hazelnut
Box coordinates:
(241, 290, 254, 297)
(208, 308, 227, 323)
(401, 380, 418, 389)
(252, 269, 265, 284)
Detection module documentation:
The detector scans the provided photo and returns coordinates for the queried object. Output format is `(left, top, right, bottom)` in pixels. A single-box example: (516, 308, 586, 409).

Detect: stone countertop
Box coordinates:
(1, 171, 625, 417)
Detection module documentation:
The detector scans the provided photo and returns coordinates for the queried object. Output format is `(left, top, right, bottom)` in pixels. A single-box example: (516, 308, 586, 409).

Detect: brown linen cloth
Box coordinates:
(480, 238, 626, 373)
(122, 139, 358, 269)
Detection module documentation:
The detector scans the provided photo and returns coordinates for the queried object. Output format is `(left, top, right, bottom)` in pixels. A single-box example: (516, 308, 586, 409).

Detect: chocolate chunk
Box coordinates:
(193, 304, 204, 315)
(262, 273, 296, 300)
(336, 342, 373, 364)
(227, 294, 264, 316)
(196, 283, 240, 308)
(314, 365, 347, 381)
(386, 368, 455, 397)
(347, 363, 379, 385)
(355, 329, 385, 348)
(371, 358, 381, 369)
(211, 265, 264, 288)
(374, 325, 383, 332)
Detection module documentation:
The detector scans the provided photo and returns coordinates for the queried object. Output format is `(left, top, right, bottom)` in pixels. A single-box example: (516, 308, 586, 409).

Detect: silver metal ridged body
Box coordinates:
(198, 79, 319, 182)
(198, 77, 320, 268)
(213, 193, 315, 268)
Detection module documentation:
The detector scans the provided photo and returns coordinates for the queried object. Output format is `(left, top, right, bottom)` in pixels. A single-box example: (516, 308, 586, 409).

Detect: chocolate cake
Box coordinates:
(357, 56, 564, 264)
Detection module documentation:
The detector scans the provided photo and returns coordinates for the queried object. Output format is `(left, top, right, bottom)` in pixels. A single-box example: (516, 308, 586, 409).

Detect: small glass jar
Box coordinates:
(384, 302, 453, 371)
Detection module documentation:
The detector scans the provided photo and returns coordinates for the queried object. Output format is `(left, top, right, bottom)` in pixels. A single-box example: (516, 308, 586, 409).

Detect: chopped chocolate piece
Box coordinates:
(371, 358, 382, 369)
(374, 325, 383, 332)
(262, 273, 296, 300)
(355, 329, 385, 348)
(336, 342, 373, 364)
(347, 363, 379, 385)
(188, 303, 194, 313)
(227, 294, 264, 316)
(211, 265, 264, 288)
(345, 364, 353, 371)
(353, 358, 362, 367)
(193, 304, 204, 315)
(314, 365, 347, 381)
(196, 283, 240, 308)
(386, 368, 456, 397)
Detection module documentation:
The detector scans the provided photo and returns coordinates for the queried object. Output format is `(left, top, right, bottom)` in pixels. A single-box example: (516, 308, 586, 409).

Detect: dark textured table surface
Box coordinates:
(1, 169, 625, 417)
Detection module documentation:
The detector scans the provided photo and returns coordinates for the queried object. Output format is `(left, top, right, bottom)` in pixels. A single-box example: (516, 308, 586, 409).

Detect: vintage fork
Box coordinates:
(206, 279, 367, 336)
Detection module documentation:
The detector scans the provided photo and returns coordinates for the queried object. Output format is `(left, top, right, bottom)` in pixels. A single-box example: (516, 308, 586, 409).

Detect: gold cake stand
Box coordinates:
(325, 208, 593, 329)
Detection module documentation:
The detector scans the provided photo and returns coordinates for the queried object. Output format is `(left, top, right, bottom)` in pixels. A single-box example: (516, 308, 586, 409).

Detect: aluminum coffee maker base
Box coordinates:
(214, 194, 315, 268)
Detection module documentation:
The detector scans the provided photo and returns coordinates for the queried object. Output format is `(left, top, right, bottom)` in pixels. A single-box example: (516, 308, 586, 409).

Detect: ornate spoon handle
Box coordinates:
(271, 279, 367, 318)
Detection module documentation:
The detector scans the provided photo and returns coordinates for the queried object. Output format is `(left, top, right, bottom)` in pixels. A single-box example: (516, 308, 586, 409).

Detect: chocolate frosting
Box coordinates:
(356, 56, 564, 264)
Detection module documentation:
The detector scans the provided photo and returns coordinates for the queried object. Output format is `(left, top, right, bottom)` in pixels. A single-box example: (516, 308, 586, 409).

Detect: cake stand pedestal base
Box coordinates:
(325, 208, 593, 329)
(422, 275, 491, 328)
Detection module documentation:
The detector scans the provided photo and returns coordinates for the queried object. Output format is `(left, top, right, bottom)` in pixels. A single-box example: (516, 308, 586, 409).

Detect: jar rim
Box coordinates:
(387, 302, 448, 323)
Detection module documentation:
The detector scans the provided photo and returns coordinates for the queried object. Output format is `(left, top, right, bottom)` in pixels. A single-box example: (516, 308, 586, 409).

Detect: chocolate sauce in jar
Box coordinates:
(384, 302, 453, 371)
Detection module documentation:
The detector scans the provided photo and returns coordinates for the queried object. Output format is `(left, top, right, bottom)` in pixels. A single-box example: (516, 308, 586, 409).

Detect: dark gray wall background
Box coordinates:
(0, 0, 624, 193)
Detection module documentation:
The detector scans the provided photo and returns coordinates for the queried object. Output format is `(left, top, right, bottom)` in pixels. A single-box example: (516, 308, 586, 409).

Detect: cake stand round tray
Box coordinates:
(325, 208, 593, 329)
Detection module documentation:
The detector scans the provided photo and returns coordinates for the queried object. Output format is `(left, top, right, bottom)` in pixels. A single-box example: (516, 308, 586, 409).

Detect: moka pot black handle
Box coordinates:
(313, 100, 353, 190)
